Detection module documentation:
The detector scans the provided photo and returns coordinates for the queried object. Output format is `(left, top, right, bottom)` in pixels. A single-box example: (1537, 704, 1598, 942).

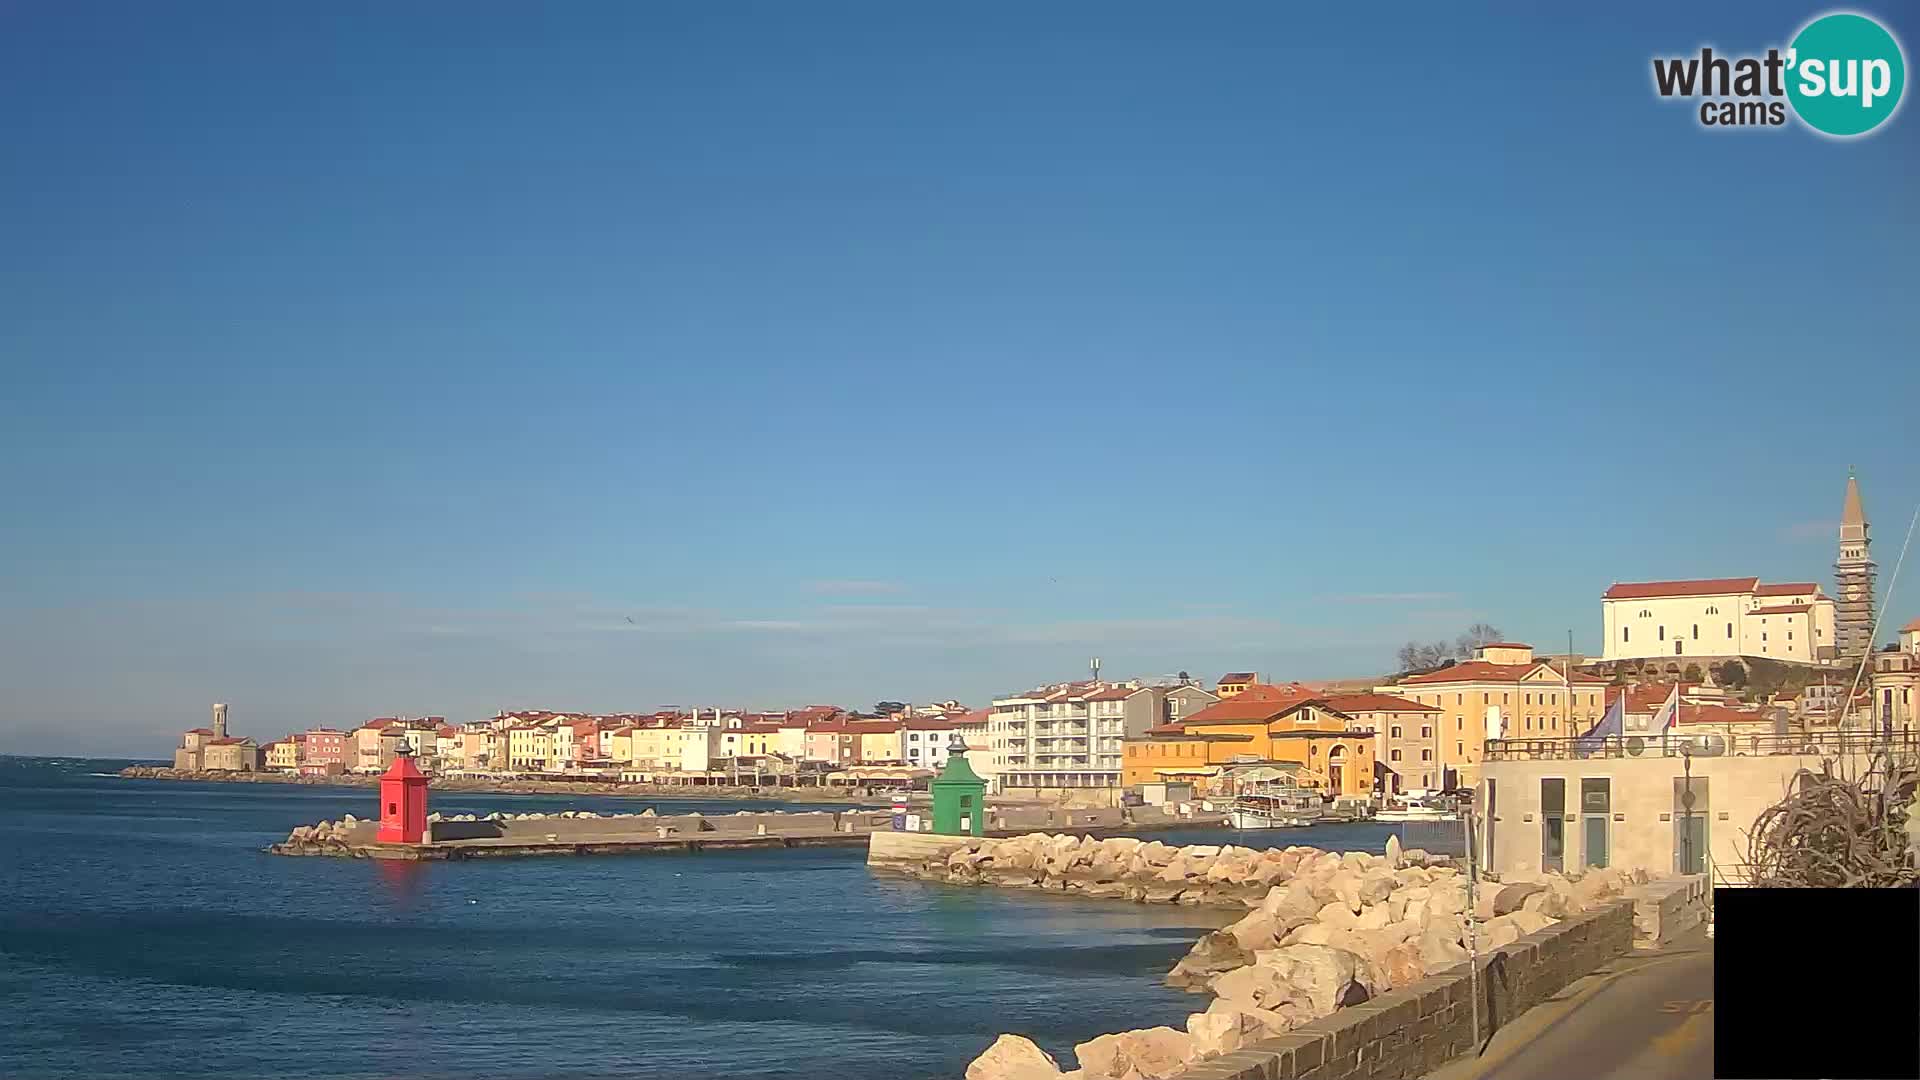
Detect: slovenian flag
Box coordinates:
(1651, 683, 1682, 734)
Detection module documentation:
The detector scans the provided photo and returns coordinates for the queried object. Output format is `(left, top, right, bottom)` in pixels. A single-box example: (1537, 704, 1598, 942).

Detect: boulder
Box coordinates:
(1480, 915, 1524, 950)
(1261, 881, 1320, 922)
(1074, 1027, 1197, 1080)
(1507, 909, 1556, 936)
(1521, 890, 1568, 919)
(1385, 833, 1403, 867)
(1357, 869, 1395, 905)
(1316, 901, 1360, 930)
(1334, 873, 1364, 913)
(1209, 956, 1295, 1008)
(1186, 1009, 1262, 1057)
(1224, 910, 1284, 953)
(967, 1035, 1064, 1080)
(1379, 942, 1426, 989)
(1418, 925, 1470, 970)
(638, 808, 658, 817)
(1279, 921, 1335, 947)
(1493, 883, 1548, 915)
(1259, 943, 1371, 1017)
(1429, 882, 1466, 917)
(1353, 903, 1392, 931)
(1164, 930, 1250, 991)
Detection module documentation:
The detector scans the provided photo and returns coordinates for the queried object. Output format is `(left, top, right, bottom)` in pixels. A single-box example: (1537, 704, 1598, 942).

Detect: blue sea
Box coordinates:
(0, 756, 1420, 1080)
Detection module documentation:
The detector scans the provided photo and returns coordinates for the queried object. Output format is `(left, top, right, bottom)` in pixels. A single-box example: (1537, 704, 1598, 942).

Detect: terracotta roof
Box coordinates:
(206, 736, 251, 746)
(435, 726, 459, 738)
(1751, 604, 1811, 615)
(1397, 661, 1605, 686)
(184, 728, 214, 735)
(1179, 688, 1321, 725)
(1217, 672, 1258, 684)
(841, 719, 902, 734)
(567, 719, 600, 734)
(1754, 583, 1819, 596)
(1085, 686, 1136, 702)
(1142, 726, 1253, 740)
(738, 722, 783, 734)
(1479, 642, 1532, 650)
(1320, 692, 1439, 714)
(902, 716, 962, 730)
(1603, 577, 1758, 600)
(1905, 617, 1920, 633)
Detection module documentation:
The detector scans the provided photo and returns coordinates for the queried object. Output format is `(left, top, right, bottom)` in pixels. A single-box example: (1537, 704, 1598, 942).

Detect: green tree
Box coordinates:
(1682, 664, 1703, 683)
(1715, 660, 1748, 689)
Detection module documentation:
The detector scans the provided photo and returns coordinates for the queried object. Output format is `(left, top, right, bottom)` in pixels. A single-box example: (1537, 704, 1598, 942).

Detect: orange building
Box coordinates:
(1121, 685, 1376, 797)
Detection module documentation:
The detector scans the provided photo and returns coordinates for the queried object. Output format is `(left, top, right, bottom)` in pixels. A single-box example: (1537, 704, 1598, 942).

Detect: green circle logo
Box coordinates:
(1786, 12, 1906, 136)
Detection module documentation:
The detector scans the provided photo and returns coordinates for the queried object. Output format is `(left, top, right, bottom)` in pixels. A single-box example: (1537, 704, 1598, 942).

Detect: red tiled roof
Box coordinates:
(1603, 577, 1758, 600)
(1754, 583, 1819, 596)
(1085, 686, 1136, 702)
(1217, 672, 1258, 684)
(1751, 604, 1811, 615)
(1180, 687, 1321, 725)
(902, 716, 962, 730)
(1320, 692, 1439, 714)
(1398, 661, 1606, 686)
(739, 722, 784, 734)
(841, 719, 902, 734)
(206, 736, 251, 746)
(1905, 617, 1920, 633)
(184, 728, 214, 735)
(567, 719, 600, 734)
(435, 726, 459, 738)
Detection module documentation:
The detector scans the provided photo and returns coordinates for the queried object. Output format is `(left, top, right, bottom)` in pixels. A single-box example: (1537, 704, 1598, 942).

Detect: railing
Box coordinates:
(1483, 730, 1920, 761)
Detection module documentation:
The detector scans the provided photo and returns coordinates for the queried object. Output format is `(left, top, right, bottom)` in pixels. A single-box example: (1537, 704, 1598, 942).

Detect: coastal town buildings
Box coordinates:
(298, 728, 347, 774)
(1214, 673, 1259, 698)
(1378, 643, 1608, 789)
(1319, 692, 1442, 795)
(1599, 578, 1838, 667)
(265, 738, 299, 772)
(1119, 684, 1376, 797)
(201, 736, 261, 772)
(1870, 631, 1919, 737)
(989, 678, 1215, 793)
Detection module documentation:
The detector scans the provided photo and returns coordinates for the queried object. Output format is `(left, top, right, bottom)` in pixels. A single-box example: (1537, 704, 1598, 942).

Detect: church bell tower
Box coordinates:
(1834, 470, 1877, 659)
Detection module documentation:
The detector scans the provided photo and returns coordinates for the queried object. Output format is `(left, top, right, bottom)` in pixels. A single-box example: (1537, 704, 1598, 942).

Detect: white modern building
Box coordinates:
(1600, 577, 1837, 666)
(989, 679, 1216, 792)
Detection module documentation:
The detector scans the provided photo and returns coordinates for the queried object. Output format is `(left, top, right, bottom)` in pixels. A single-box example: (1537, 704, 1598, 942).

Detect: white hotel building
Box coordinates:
(1601, 577, 1837, 666)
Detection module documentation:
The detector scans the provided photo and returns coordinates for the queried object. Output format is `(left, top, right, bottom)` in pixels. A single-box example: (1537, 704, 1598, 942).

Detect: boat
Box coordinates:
(1224, 787, 1324, 829)
(1372, 796, 1462, 823)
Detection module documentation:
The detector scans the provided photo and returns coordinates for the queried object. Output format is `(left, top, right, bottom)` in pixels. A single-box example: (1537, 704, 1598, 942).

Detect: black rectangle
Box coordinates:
(1715, 887, 1920, 1079)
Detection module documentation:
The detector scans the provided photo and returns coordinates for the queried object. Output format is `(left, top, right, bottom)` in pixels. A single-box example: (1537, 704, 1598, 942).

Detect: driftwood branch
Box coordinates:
(1744, 748, 1917, 889)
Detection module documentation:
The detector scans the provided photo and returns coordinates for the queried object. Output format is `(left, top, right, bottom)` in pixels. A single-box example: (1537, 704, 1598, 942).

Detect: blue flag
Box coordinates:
(1575, 692, 1625, 752)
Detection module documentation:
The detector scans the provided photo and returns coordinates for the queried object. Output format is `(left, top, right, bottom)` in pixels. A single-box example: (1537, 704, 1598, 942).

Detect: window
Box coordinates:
(1658, 626, 1665, 641)
(1727, 623, 1733, 638)
(1390, 749, 1402, 762)
(1456, 717, 1463, 730)
(1692, 624, 1698, 639)
(1455, 741, 1464, 756)
(1706, 605, 1719, 615)
(1624, 628, 1630, 642)
(1420, 725, 1432, 738)
(1390, 725, 1403, 738)
(1421, 749, 1433, 761)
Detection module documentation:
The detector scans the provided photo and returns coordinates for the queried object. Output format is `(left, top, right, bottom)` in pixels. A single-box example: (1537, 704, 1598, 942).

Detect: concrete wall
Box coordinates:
(1173, 900, 1636, 1080)
(1479, 750, 1873, 884)
(422, 811, 851, 844)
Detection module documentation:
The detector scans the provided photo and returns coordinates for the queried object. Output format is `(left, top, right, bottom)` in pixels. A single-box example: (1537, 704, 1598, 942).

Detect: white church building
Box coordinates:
(1601, 577, 1837, 666)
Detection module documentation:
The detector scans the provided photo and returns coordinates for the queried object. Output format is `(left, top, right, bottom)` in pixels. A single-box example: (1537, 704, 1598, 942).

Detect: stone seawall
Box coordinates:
(940, 835, 1678, 1080)
(274, 808, 894, 857)
(119, 766, 887, 803)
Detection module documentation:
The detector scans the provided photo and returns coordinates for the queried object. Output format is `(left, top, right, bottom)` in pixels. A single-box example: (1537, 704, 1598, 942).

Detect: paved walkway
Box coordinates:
(1424, 934, 1714, 1080)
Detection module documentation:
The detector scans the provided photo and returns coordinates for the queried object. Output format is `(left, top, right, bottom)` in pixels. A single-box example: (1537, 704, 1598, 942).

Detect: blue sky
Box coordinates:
(2, 2, 1916, 755)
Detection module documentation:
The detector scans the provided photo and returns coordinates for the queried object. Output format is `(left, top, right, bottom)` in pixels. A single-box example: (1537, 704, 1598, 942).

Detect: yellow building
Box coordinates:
(506, 726, 553, 771)
(1121, 687, 1376, 797)
(1380, 643, 1607, 787)
(265, 739, 300, 772)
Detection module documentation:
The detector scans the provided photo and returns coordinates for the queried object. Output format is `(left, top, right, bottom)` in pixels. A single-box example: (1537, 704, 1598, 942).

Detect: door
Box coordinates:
(1581, 778, 1611, 868)
(1673, 775, 1709, 875)
(1541, 778, 1566, 873)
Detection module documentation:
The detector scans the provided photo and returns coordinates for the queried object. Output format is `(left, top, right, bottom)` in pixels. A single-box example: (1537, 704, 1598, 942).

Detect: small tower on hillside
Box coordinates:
(1835, 469, 1878, 660)
(376, 746, 429, 845)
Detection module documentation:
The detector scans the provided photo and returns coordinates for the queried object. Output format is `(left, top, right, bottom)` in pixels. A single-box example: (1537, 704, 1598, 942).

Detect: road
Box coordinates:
(1424, 934, 1715, 1080)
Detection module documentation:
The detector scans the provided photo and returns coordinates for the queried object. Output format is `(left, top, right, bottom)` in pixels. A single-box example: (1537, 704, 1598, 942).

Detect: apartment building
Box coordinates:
(990, 679, 1215, 792)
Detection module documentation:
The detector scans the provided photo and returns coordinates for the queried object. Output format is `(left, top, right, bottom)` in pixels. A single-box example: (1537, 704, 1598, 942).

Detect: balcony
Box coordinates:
(1483, 730, 1919, 762)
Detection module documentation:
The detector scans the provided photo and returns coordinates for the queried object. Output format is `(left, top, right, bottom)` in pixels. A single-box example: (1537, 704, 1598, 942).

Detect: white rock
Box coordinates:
(966, 1035, 1064, 1080)
(1075, 1027, 1197, 1080)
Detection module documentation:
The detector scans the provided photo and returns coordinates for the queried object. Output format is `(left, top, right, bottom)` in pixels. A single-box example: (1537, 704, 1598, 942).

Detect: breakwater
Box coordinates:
(866, 833, 1690, 1080)
(118, 765, 884, 803)
(274, 804, 1228, 860)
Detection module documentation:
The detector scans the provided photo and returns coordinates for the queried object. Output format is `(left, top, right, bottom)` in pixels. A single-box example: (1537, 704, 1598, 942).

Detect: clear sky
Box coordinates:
(2, 1, 1916, 755)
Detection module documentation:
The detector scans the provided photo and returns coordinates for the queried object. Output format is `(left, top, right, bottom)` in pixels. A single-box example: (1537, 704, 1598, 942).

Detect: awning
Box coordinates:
(1151, 766, 1221, 777)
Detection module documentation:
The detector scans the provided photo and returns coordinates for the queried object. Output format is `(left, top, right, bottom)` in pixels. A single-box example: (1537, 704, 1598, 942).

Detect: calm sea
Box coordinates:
(0, 756, 1415, 1080)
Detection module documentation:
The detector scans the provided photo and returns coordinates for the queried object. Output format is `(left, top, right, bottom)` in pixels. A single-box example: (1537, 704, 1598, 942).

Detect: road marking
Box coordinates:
(1436, 954, 1700, 1078)
(1659, 999, 1714, 1014)
(1652, 1011, 1711, 1058)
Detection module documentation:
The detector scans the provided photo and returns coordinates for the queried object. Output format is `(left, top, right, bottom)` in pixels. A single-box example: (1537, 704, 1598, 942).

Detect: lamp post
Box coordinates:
(1679, 741, 1697, 875)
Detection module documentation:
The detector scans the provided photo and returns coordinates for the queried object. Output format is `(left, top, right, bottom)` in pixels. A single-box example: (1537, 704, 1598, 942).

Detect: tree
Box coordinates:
(1396, 640, 1457, 674)
(1714, 661, 1748, 689)
(1682, 664, 1703, 683)
(874, 701, 907, 717)
(1454, 623, 1506, 658)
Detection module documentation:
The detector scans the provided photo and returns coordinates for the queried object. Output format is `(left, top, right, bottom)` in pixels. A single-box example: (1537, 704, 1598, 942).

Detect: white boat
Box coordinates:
(1224, 789, 1323, 829)
(1372, 806, 1459, 823)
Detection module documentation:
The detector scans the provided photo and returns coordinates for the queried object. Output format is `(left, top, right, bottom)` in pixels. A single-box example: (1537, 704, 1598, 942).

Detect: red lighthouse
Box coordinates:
(376, 745, 429, 844)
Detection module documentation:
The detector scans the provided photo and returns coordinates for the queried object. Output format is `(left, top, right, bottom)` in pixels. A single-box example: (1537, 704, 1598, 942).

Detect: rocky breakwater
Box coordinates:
(271, 807, 674, 855)
(876, 832, 1337, 907)
(964, 839, 1655, 1080)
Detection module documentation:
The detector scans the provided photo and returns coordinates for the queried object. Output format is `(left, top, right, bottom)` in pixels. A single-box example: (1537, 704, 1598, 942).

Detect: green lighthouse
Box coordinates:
(930, 734, 987, 836)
